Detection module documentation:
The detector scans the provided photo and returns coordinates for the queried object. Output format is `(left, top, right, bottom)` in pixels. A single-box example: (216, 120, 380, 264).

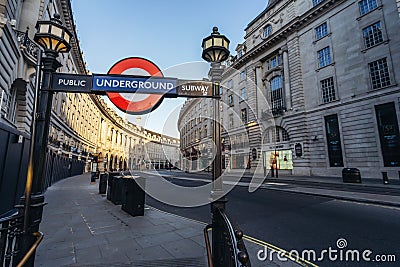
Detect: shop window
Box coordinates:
(325, 114, 344, 167)
(375, 102, 400, 166)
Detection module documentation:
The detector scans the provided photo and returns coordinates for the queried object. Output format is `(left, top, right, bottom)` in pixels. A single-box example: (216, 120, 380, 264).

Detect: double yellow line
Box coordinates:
(244, 235, 319, 267)
(148, 206, 319, 267)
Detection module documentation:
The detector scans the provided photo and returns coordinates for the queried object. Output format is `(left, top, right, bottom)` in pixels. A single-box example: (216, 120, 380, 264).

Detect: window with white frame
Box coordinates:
(240, 87, 247, 100)
(317, 47, 331, 68)
(228, 114, 234, 128)
(363, 21, 383, 48)
(369, 58, 390, 89)
(264, 25, 272, 38)
(313, 0, 325, 6)
(227, 79, 233, 89)
(267, 54, 282, 70)
(240, 70, 246, 81)
(270, 76, 284, 110)
(315, 22, 328, 40)
(321, 77, 336, 103)
(241, 108, 248, 123)
(359, 0, 378, 15)
(228, 94, 234, 106)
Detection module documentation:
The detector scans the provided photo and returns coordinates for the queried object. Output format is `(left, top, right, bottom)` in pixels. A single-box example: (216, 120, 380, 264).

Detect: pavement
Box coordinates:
(35, 173, 306, 267)
(154, 169, 400, 207)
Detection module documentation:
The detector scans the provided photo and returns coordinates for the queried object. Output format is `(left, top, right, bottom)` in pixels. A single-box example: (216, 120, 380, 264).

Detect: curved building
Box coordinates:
(0, 0, 179, 181)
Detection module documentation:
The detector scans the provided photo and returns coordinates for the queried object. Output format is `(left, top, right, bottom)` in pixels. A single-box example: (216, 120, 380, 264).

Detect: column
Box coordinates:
(281, 45, 292, 110)
(254, 62, 264, 120)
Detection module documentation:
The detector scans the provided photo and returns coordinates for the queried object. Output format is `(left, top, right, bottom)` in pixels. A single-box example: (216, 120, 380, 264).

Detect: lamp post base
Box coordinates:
(211, 197, 227, 267)
(16, 194, 46, 266)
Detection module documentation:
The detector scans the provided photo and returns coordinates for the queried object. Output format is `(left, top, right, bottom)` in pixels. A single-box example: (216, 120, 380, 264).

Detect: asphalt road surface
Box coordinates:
(134, 170, 400, 267)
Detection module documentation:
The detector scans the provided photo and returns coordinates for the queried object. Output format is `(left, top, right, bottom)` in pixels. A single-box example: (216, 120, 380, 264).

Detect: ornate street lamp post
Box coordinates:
(18, 14, 72, 266)
(202, 27, 230, 267)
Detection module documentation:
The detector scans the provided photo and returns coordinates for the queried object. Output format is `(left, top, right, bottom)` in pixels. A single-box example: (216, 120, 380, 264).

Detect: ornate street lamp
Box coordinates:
(202, 27, 230, 63)
(202, 27, 230, 267)
(34, 14, 72, 54)
(18, 14, 72, 266)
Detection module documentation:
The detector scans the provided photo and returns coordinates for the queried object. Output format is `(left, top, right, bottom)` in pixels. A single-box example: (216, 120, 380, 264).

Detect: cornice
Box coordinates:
(89, 95, 179, 145)
(59, 0, 87, 74)
(230, 0, 346, 70)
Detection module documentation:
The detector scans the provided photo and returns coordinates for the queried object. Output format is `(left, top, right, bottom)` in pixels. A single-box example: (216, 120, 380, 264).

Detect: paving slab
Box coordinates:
(35, 173, 304, 267)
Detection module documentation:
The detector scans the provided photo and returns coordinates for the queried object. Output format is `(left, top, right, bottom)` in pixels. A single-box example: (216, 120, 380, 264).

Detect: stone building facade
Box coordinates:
(179, 0, 400, 180)
(0, 0, 179, 173)
(178, 98, 214, 172)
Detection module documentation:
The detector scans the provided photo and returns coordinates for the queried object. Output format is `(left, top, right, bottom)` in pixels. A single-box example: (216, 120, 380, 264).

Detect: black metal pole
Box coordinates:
(17, 50, 61, 267)
(210, 62, 227, 267)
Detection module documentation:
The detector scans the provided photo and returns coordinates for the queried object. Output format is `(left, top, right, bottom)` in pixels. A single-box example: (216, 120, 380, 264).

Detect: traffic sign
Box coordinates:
(177, 80, 213, 97)
(106, 57, 166, 114)
(51, 73, 92, 93)
(92, 74, 177, 94)
(49, 57, 218, 115)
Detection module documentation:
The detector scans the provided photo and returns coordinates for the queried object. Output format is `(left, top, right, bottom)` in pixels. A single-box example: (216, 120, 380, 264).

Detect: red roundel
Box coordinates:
(106, 57, 164, 114)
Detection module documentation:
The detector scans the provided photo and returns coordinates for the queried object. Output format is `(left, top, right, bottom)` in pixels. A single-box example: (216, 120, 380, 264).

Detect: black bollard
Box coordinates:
(382, 172, 389, 184)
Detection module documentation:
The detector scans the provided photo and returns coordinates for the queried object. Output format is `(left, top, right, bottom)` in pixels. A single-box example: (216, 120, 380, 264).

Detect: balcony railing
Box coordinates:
(14, 29, 39, 61)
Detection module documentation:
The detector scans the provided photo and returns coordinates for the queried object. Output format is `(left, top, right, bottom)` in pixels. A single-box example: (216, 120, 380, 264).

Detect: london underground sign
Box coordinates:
(105, 57, 169, 114)
(51, 57, 215, 114)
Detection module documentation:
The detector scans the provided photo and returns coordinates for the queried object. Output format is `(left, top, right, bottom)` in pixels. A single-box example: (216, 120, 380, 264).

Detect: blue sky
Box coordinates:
(71, 1, 268, 137)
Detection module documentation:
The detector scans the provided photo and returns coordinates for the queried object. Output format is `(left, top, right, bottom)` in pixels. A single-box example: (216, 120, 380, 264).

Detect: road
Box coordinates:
(133, 170, 400, 267)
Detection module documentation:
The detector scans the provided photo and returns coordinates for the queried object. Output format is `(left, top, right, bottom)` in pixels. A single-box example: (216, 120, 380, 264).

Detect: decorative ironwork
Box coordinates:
(0, 211, 23, 266)
(272, 107, 287, 117)
(14, 29, 39, 60)
(204, 208, 251, 267)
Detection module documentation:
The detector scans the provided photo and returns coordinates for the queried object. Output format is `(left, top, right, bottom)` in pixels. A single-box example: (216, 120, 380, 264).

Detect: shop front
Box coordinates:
(262, 143, 293, 174)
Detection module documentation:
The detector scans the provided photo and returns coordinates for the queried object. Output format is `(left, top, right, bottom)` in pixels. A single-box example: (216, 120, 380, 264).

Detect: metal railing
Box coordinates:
(204, 208, 251, 267)
(0, 211, 43, 267)
(0, 211, 23, 266)
(14, 29, 39, 60)
(15, 232, 43, 267)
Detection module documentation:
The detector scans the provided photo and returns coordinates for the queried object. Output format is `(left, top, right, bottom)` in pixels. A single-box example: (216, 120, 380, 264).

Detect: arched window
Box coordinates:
(263, 126, 290, 143)
(270, 76, 284, 110)
(264, 25, 272, 38)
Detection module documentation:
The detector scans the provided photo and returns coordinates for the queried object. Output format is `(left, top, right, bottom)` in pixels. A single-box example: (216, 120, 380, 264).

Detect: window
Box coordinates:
(238, 49, 243, 58)
(229, 114, 234, 128)
(227, 79, 233, 89)
(321, 77, 336, 103)
(325, 114, 344, 167)
(313, 0, 324, 6)
(369, 58, 390, 89)
(264, 25, 272, 38)
(315, 22, 328, 40)
(359, 0, 378, 15)
(375, 102, 400, 166)
(219, 86, 223, 95)
(241, 108, 248, 123)
(270, 76, 284, 110)
(317, 47, 331, 68)
(240, 70, 246, 81)
(3, 87, 17, 122)
(228, 94, 234, 106)
(363, 21, 383, 48)
(240, 88, 247, 100)
(267, 55, 282, 70)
